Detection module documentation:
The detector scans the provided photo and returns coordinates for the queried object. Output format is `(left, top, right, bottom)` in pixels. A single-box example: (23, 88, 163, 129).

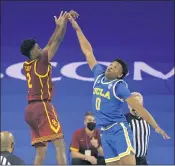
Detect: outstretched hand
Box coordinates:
(54, 11, 68, 27)
(69, 10, 79, 19)
(68, 14, 80, 31)
(54, 10, 79, 27)
(155, 126, 171, 139)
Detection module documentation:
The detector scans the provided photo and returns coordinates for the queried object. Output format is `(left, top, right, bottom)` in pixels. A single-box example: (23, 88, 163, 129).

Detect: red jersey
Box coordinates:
(23, 50, 53, 101)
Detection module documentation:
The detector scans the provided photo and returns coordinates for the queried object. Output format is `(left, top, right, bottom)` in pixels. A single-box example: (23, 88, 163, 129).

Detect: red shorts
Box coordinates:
(25, 101, 63, 146)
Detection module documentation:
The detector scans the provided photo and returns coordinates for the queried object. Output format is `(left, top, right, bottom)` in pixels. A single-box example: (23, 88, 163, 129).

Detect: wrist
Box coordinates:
(84, 155, 89, 160)
(96, 144, 100, 149)
(75, 27, 81, 32)
(154, 124, 159, 130)
(56, 24, 61, 28)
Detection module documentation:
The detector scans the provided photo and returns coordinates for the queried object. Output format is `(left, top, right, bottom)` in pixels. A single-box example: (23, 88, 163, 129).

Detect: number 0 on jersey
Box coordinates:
(95, 97, 101, 111)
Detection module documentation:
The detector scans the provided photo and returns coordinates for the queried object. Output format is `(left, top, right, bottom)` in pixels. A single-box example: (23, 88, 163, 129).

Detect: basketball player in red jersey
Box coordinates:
(20, 10, 79, 165)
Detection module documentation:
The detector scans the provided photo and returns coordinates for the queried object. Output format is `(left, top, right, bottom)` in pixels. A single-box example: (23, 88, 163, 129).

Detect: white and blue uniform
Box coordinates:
(92, 64, 135, 163)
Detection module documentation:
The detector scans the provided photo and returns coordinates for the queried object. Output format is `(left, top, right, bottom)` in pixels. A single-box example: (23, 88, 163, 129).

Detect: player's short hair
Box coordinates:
(113, 58, 129, 79)
(20, 39, 36, 58)
(85, 112, 94, 117)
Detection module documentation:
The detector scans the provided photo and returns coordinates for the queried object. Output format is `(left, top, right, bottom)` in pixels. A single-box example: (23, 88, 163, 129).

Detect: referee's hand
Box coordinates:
(155, 127, 171, 139)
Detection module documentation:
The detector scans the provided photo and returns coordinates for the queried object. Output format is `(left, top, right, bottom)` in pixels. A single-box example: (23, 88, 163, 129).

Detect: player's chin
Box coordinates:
(105, 71, 111, 79)
(104, 70, 108, 76)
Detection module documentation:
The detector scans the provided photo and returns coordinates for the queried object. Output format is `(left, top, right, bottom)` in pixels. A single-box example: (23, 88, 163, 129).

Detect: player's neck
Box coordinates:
(130, 109, 135, 116)
(85, 128, 94, 137)
(1, 148, 11, 153)
(130, 109, 141, 118)
(105, 76, 115, 81)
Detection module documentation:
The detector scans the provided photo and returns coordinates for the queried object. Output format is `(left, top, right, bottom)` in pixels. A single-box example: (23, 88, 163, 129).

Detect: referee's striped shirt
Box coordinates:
(125, 113, 150, 158)
(0, 156, 11, 165)
(0, 151, 24, 165)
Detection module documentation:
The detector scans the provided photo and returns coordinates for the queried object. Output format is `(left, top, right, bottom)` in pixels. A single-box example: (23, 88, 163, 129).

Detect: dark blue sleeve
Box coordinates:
(124, 113, 130, 122)
(91, 64, 105, 80)
(115, 82, 131, 100)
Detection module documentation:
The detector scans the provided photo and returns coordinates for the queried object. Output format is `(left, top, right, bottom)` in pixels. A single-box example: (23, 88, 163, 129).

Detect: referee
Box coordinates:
(125, 92, 150, 165)
(0, 131, 24, 165)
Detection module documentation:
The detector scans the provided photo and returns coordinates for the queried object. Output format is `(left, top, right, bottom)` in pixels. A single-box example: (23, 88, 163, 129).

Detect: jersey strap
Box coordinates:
(93, 73, 104, 88)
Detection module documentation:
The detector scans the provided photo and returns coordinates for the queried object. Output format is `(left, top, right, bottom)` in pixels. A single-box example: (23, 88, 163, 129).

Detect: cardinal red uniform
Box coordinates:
(23, 50, 63, 145)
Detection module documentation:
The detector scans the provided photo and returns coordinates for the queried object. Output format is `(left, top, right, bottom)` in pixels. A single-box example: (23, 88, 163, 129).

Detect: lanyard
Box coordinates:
(85, 134, 91, 150)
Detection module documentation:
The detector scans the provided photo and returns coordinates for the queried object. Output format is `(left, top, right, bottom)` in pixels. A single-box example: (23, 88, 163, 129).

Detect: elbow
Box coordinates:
(83, 51, 93, 57)
(81, 44, 93, 55)
(134, 105, 148, 118)
(86, 46, 93, 54)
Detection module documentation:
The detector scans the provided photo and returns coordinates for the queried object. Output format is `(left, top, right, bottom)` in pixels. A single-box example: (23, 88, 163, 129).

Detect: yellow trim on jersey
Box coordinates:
(47, 76, 51, 99)
(31, 133, 63, 145)
(34, 60, 49, 78)
(70, 147, 79, 152)
(39, 78, 44, 100)
(105, 147, 134, 163)
(42, 102, 60, 133)
(105, 123, 135, 163)
(121, 123, 135, 152)
(24, 60, 35, 65)
(40, 89, 43, 100)
(34, 60, 51, 100)
(39, 77, 43, 88)
(51, 105, 57, 121)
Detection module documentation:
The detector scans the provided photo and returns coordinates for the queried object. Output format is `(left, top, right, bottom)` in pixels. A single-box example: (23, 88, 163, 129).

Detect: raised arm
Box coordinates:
(68, 14, 97, 70)
(44, 11, 79, 61)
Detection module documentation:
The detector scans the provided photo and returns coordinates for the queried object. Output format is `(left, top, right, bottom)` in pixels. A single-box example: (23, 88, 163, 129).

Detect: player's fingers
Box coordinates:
(75, 11, 79, 16)
(164, 133, 171, 139)
(59, 11, 63, 18)
(75, 12, 79, 18)
(68, 14, 74, 22)
(161, 131, 170, 139)
(68, 14, 73, 19)
(62, 11, 68, 17)
(53, 16, 57, 21)
(65, 13, 69, 19)
(70, 11, 79, 18)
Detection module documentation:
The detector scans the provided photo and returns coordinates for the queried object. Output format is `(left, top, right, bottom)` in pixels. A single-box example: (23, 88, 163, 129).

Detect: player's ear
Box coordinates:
(30, 49, 34, 56)
(10, 142, 14, 153)
(84, 118, 87, 126)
